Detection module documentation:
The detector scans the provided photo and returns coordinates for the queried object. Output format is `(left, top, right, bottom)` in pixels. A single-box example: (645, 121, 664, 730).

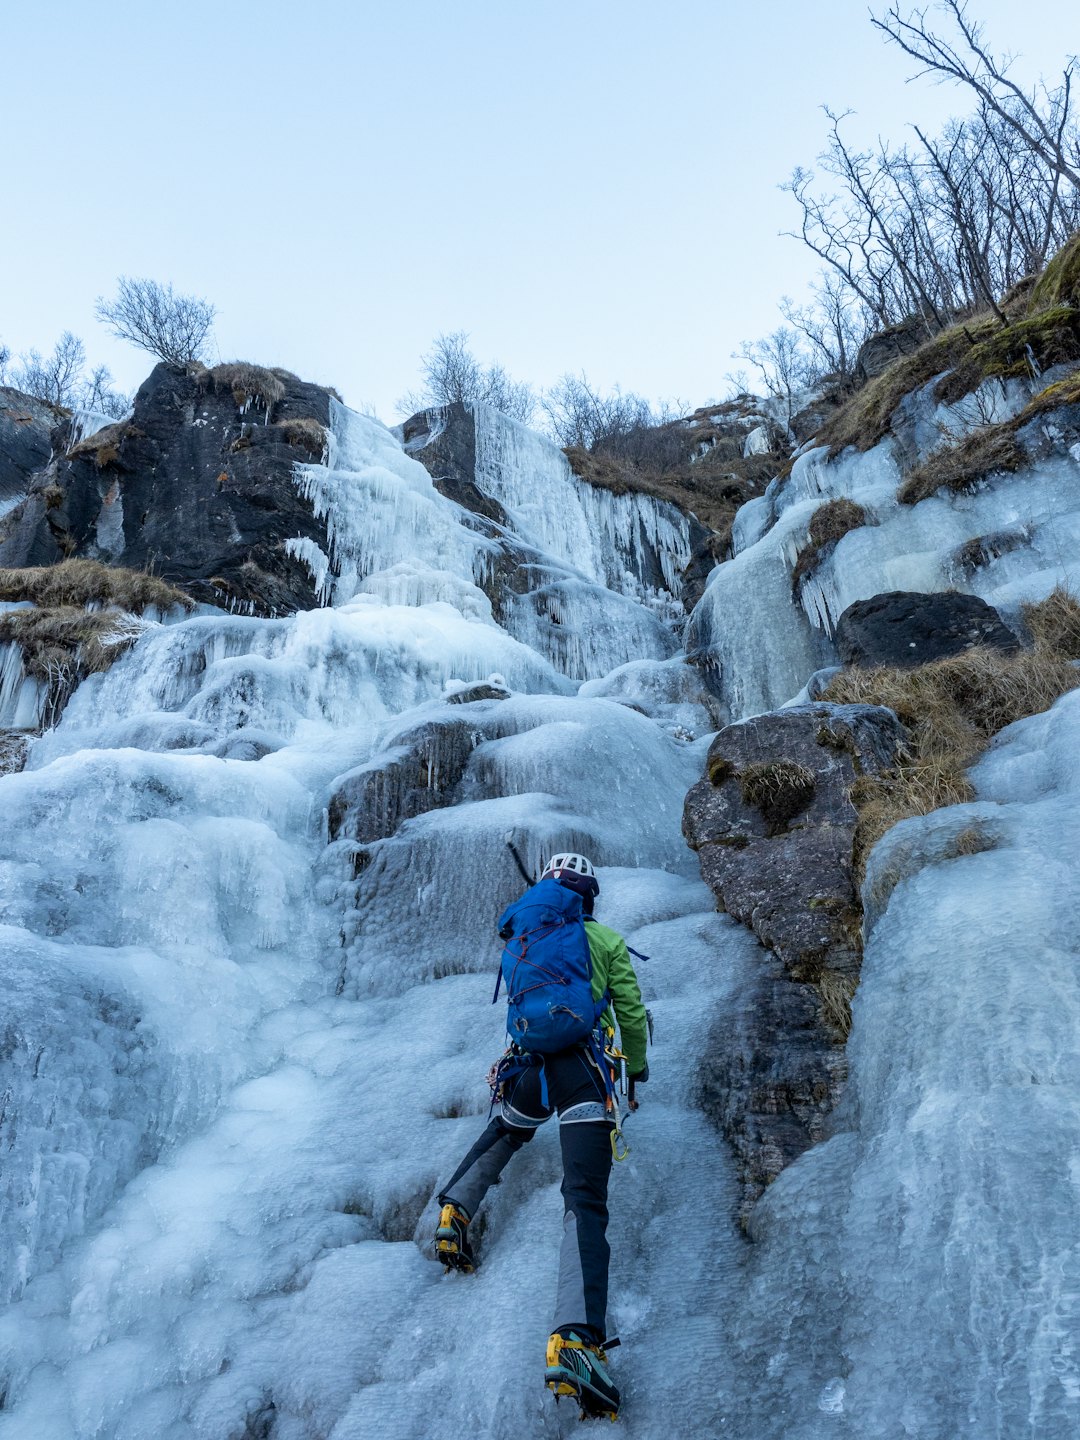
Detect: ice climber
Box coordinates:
(434, 851, 649, 1420)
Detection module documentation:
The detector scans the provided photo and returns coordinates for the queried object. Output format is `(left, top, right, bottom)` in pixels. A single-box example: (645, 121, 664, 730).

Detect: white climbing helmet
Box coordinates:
(541, 852, 597, 883)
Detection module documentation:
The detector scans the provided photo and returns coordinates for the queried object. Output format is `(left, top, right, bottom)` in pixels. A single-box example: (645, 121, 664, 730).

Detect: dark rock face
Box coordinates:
(683, 701, 907, 1216)
(836, 590, 1019, 669)
(789, 379, 853, 447)
(855, 314, 939, 381)
(399, 405, 510, 528)
(694, 950, 845, 1226)
(328, 716, 490, 860)
(0, 387, 60, 511)
(680, 517, 725, 611)
(0, 364, 335, 615)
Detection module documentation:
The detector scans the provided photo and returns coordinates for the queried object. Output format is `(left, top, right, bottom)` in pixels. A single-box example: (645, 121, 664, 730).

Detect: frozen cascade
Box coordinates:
(5, 362, 1074, 1437)
(0, 641, 46, 729)
(288, 402, 680, 683)
(469, 403, 692, 597)
(0, 399, 753, 1438)
(730, 689, 1080, 1438)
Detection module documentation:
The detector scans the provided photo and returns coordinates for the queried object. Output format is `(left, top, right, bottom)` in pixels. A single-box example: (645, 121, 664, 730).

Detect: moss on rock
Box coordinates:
(1029, 229, 1080, 311)
(934, 305, 1080, 406)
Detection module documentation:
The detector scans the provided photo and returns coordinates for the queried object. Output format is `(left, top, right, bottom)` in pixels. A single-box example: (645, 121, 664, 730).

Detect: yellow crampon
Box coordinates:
(545, 1333, 619, 1421)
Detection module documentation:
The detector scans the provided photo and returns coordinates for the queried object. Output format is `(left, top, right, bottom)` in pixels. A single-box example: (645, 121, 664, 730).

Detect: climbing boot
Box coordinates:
(545, 1331, 620, 1420)
(434, 1202, 474, 1273)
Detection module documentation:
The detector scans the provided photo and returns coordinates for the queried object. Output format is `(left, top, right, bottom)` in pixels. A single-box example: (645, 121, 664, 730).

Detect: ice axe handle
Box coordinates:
(505, 840, 534, 887)
(628, 1079, 639, 1112)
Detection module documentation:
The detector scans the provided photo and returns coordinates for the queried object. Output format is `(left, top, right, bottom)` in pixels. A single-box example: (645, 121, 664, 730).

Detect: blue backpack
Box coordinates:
(493, 877, 607, 1054)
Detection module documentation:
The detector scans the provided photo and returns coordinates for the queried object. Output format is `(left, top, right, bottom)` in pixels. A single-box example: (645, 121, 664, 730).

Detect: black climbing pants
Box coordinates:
(438, 1046, 614, 1343)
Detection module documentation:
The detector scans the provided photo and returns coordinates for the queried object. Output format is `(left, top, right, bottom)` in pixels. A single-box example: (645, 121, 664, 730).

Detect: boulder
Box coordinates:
(835, 590, 1019, 668)
(0, 363, 336, 615)
(683, 701, 907, 1214)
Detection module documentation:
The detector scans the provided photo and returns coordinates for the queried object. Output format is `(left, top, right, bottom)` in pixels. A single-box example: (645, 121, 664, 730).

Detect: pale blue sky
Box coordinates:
(2, 0, 1073, 419)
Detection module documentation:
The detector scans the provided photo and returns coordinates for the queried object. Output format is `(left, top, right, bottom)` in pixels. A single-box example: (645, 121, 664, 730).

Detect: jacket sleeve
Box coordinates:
(607, 935, 649, 1075)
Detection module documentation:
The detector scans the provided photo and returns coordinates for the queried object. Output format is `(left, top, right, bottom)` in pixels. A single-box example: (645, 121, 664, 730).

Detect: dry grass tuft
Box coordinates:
(792, 498, 869, 589)
(0, 559, 193, 614)
(67, 422, 139, 469)
(738, 760, 817, 833)
(565, 444, 777, 539)
(1016, 368, 1080, 422)
(947, 824, 999, 858)
(1022, 586, 1080, 658)
(823, 644, 1080, 874)
(817, 969, 858, 1039)
(0, 606, 144, 686)
(274, 416, 327, 453)
(899, 422, 1025, 504)
(203, 363, 286, 413)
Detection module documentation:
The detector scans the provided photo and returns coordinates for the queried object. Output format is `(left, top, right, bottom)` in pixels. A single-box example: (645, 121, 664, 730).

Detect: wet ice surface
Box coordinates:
(0, 404, 752, 1437)
(731, 689, 1080, 1439)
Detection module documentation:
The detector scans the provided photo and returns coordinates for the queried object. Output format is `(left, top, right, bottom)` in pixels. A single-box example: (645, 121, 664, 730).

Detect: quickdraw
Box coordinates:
(584, 1027, 632, 1162)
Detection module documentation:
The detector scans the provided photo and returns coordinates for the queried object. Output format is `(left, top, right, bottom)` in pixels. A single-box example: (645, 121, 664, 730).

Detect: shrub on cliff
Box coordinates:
(96, 277, 216, 367)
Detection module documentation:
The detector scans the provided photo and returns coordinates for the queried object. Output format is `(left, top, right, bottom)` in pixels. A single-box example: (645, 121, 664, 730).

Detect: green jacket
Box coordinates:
(586, 919, 649, 1075)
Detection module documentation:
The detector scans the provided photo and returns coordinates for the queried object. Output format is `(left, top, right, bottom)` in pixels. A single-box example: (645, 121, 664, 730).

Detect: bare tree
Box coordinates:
(872, 2, 1080, 193)
(0, 342, 9, 384)
(541, 373, 684, 468)
(11, 333, 87, 407)
(781, 275, 871, 380)
(399, 331, 536, 423)
(95, 277, 216, 366)
(78, 364, 130, 418)
(732, 327, 817, 424)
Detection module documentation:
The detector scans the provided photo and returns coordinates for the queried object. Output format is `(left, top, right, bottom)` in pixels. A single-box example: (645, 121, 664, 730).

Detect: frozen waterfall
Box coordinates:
(2, 392, 1079, 1438)
(0, 403, 747, 1439)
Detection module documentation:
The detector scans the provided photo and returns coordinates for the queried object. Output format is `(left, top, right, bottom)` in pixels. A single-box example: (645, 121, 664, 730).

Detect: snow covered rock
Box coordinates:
(327, 713, 491, 850)
(835, 589, 1020, 668)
